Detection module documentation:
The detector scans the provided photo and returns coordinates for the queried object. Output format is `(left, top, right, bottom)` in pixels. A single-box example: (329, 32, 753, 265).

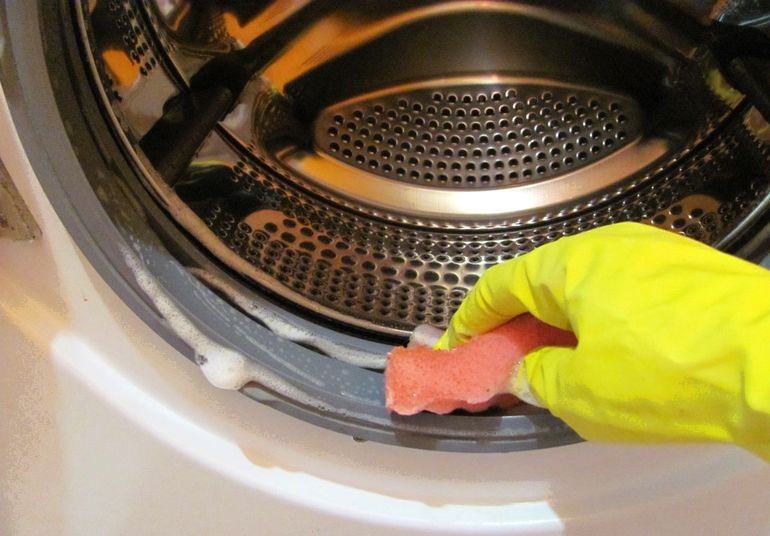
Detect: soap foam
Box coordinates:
(121, 242, 397, 426)
(121, 244, 328, 408)
(190, 268, 386, 369)
(408, 324, 445, 348)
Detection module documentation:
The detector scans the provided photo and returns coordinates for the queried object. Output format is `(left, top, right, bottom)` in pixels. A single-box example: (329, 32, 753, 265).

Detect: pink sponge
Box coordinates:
(385, 314, 577, 415)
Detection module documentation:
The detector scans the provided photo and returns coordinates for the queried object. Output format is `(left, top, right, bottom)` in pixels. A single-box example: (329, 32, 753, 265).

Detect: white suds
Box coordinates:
(122, 246, 308, 397)
(120, 246, 383, 424)
(408, 324, 445, 348)
(189, 268, 387, 369)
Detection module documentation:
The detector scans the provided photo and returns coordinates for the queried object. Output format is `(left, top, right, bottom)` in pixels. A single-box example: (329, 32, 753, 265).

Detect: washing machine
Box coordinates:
(3, 1, 770, 534)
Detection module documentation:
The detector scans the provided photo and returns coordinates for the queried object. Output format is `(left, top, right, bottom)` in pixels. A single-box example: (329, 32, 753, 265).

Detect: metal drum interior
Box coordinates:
(8, 0, 770, 450)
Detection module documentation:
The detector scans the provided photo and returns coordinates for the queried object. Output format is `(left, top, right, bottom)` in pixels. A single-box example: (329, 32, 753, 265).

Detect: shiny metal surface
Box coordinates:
(76, 0, 770, 336)
(312, 79, 642, 189)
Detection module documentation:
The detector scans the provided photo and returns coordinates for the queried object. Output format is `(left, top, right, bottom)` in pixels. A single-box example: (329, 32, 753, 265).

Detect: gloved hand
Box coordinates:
(436, 222, 770, 460)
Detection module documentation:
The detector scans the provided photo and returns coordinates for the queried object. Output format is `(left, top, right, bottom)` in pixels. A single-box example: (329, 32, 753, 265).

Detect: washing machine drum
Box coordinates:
(5, 1, 770, 451)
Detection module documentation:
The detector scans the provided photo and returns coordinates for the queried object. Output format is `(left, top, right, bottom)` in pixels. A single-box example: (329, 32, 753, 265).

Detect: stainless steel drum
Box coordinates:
(4, 0, 770, 450)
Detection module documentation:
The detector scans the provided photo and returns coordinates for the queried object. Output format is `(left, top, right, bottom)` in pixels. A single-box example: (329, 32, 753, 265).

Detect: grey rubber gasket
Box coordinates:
(0, 0, 582, 452)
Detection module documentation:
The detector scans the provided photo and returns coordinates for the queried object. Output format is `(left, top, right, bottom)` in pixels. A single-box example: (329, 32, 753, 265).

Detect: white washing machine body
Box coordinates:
(3, 77, 770, 535)
(4, 0, 770, 532)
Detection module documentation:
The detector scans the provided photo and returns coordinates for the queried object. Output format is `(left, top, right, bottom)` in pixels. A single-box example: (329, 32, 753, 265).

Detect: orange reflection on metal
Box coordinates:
(101, 49, 140, 88)
(222, 0, 309, 46)
(262, 3, 497, 92)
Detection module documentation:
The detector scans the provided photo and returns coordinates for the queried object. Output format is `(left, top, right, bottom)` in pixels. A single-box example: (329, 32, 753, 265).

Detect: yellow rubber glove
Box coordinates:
(436, 222, 770, 460)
